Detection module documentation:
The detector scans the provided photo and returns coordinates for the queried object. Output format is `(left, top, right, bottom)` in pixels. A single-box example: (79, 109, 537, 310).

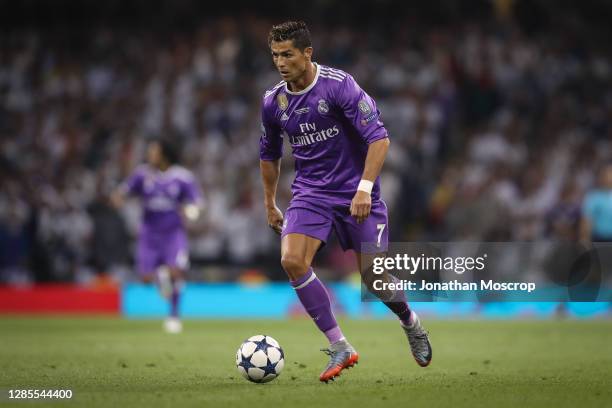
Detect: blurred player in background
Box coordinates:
(259, 21, 432, 382)
(581, 162, 612, 243)
(112, 139, 203, 333)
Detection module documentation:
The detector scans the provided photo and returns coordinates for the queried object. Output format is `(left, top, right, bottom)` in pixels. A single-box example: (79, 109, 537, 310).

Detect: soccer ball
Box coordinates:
(236, 335, 285, 383)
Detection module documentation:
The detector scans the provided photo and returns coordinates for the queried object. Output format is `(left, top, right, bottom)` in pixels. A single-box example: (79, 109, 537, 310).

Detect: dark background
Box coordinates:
(0, 0, 610, 284)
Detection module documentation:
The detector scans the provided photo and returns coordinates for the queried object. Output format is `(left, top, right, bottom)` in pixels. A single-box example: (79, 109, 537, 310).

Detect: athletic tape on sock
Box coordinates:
(293, 271, 317, 290)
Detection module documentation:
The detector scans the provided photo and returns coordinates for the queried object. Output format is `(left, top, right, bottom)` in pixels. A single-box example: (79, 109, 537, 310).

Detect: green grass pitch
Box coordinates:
(1, 317, 611, 407)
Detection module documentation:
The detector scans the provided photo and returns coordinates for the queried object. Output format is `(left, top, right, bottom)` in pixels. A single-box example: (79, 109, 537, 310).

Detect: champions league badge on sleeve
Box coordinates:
(277, 93, 288, 110)
(358, 99, 372, 115)
(317, 99, 329, 114)
(359, 99, 377, 125)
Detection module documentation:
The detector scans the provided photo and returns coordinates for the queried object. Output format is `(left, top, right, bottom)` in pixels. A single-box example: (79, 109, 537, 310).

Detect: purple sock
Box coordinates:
(170, 284, 180, 318)
(384, 301, 412, 326)
(382, 275, 412, 325)
(291, 268, 344, 344)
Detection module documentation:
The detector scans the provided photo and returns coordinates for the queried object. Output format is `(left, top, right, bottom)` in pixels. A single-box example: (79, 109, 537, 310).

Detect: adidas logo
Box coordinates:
(281, 112, 289, 121)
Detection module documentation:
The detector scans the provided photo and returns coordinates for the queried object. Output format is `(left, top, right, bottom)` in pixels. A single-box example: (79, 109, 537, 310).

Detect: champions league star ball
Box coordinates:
(236, 335, 285, 383)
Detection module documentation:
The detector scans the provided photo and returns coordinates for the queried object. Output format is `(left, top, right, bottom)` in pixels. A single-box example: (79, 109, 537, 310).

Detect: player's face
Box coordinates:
(147, 142, 162, 168)
(270, 40, 313, 83)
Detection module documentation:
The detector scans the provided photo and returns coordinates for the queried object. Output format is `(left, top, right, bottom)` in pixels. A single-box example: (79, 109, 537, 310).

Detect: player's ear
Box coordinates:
(303, 47, 313, 61)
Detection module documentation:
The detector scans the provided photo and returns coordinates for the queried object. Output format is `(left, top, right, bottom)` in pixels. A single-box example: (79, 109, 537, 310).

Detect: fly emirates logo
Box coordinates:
(289, 122, 340, 147)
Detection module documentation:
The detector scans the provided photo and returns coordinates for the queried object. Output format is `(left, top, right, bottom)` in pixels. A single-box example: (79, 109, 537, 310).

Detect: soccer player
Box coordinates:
(581, 162, 612, 243)
(259, 21, 432, 382)
(112, 139, 203, 333)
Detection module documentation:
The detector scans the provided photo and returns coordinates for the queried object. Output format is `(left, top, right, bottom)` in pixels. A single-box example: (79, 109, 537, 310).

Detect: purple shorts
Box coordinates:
(281, 199, 389, 253)
(136, 229, 189, 276)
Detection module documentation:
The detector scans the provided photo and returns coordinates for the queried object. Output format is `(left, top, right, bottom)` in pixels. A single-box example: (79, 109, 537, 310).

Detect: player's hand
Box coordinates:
(182, 204, 201, 221)
(351, 190, 371, 224)
(266, 205, 284, 235)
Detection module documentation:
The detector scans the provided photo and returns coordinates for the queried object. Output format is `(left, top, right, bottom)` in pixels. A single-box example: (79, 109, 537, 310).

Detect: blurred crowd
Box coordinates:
(1, 7, 611, 283)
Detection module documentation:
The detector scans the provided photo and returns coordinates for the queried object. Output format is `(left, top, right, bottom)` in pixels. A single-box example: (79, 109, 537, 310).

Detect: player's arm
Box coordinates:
(175, 169, 205, 222)
(111, 166, 145, 208)
(352, 137, 390, 223)
(181, 179, 205, 222)
(183, 203, 202, 221)
(260, 159, 283, 234)
(259, 101, 284, 234)
(336, 74, 391, 223)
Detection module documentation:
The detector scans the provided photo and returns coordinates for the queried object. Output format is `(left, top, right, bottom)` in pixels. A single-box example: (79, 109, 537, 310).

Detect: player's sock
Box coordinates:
(170, 290, 179, 318)
(291, 268, 345, 344)
(381, 275, 413, 326)
(157, 266, 173, 299)
(170, 280, 182, 318)
(385, 301, 413, 326)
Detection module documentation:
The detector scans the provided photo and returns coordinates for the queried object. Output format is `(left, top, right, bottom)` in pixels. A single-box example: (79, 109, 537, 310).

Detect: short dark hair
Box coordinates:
(268, 21, 312, 50)
(151, 138, 180, 165)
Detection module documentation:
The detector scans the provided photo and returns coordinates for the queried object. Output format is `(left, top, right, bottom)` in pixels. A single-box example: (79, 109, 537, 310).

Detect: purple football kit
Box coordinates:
(260, 63, 389, 252)
(122, 165, 202, 276)
(259, 61, 431, 373)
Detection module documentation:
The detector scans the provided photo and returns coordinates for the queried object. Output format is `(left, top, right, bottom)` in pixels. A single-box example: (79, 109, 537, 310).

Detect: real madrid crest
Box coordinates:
(277, 93, 288, 111)
(317, 99, 329, 114)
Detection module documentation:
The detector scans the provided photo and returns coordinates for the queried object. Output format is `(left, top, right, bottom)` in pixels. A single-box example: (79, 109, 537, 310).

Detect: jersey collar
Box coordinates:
(284, 63, 320, 96)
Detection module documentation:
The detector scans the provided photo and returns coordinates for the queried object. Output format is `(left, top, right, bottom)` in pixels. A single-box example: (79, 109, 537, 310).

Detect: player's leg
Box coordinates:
(137, 235, 183, 333)
(282, 232, 344, 342)
(136, 238, 160, 284)
(336, 200, 400, 308)
(357, 251, 431, 366)
(156, 264, 184, 334)
(167, 265, 185, 319)
(157, 265, 173, 299)
(341, 200, 432, 367)
(280, 207, 358, 382)
(357, 252, 412, 325)
(161, 233, 190, 334)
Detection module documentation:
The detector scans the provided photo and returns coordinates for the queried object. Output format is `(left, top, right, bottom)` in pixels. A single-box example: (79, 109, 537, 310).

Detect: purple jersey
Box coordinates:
(121, 165, 202, 235)
(260, 63, 389, 207)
